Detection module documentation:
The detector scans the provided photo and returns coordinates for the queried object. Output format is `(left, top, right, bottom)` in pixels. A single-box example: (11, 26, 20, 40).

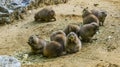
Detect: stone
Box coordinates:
(0, 55, 21, 67)
(0, 5, 9, 13)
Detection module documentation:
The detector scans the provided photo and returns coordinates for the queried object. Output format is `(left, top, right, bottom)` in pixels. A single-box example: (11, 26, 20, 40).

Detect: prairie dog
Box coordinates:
(82, 7, 99, 25)
(79, 22, 99, 42)
(27, 35, 47, 54)
(34, 7, 56, 22)
(66, 32, 82, 54)
(91, 9, 107, 26)
(50, 30, 66, 52)
(43, 41, 63, 58)
(64, 24, 80, 36)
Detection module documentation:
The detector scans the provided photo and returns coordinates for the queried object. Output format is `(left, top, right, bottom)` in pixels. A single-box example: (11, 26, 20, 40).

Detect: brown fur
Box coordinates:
(27, 35, 47, 54)
(66, 32, 82, 54)
(43, 41, 63, 58)
(78, 22, 99, 42)
(50, 30, 66, 41)
(83, 14, 99, 25)
(50, 30, 66, 51)
(91, 9, 107, 26)
(34, 7, 56, 22)
(82, 7, 92, 18)
(82, 8, 99, 25)
(63, 24, 80, 36)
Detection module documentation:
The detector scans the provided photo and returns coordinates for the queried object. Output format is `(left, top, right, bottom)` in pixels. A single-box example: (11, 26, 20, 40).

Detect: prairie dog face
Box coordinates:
(66, 32, 82, 54)
(101, 11, 107, 17)
(28, 35, 46, 50)
(49, 10, 55, 16)
(28, 35, 39, 47)
(67, 32, 77, 42)
(68, 32, 76, 41)
(91, 22, 99, 31)
(101, 11, 107, 23)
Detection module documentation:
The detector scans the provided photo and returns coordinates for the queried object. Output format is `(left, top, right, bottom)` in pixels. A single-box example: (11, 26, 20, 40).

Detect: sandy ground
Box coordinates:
(0, 0, 120, 67)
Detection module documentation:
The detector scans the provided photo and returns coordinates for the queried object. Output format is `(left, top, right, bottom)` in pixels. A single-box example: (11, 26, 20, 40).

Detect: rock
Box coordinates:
(22, 0, 31, 5)
(0, 12, 9, 17)
(0, 5, 9, 13)
(108, 36, 112, 39)
(0, 17, 12, 24)
(0, 11, 14, 24)
(0, 55, 21, 67)
(0, 0, 67, 24)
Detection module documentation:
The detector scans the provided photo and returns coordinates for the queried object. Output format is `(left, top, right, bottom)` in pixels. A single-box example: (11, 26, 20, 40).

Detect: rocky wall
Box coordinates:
(0, 0, 68, 24)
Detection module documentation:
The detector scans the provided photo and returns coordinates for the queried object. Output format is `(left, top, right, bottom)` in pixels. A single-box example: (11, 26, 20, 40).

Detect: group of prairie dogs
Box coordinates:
(28, 30, 81, 58)
(34, 7, 107, 26)
(28, 7, 107, 58)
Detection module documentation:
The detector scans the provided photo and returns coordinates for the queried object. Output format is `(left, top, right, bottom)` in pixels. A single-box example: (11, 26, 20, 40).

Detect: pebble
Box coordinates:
(22, 54, 28, 60)
(108, 36, 112, 39)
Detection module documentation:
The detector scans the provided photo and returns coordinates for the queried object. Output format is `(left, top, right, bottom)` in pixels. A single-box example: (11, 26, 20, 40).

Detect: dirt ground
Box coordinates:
(0, 0, 120, 67)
